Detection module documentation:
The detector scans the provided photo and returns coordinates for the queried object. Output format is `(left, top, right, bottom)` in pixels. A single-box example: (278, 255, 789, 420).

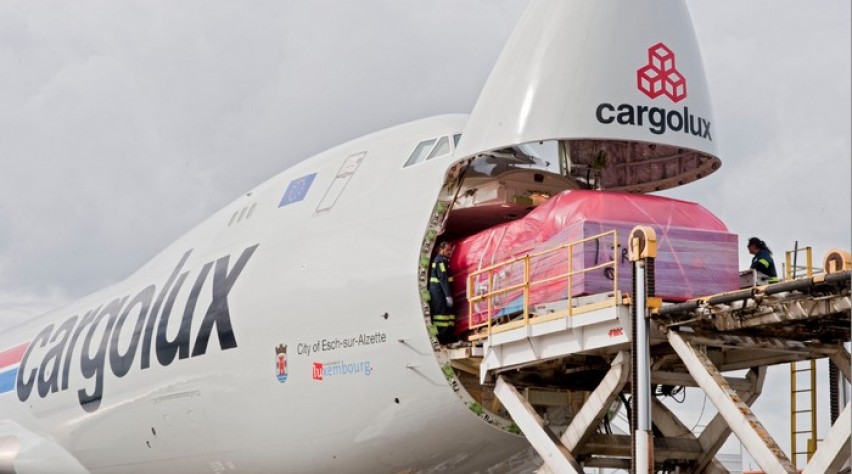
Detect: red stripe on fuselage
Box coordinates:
(0, 342, 29, 369)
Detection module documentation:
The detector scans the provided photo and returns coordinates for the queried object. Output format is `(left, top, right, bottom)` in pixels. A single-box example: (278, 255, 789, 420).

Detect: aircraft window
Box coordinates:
(426, 136, 450, 161)
(404, 138, 437, 167)
(453, 134, 461, 148)
(228, 202, 257, 226)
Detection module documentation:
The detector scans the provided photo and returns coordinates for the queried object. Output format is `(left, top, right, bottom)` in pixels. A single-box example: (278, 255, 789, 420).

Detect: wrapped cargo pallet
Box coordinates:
(449, 190, 738, 334)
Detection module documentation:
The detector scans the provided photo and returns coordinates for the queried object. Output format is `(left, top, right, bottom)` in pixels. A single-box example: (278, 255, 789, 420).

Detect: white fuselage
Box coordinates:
(0, 115, 527, 474)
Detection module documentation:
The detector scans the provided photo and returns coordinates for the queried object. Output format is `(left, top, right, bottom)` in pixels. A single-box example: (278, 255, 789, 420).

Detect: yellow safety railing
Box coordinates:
(785, 244, 817, 280)
(467, 230, 620, 337)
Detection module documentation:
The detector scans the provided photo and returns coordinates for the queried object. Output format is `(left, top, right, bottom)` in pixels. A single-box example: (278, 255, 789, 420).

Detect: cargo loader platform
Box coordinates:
(449, 233, 851, 473)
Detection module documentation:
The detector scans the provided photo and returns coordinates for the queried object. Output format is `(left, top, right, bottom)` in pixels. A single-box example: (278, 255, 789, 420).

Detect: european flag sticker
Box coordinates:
(279, 173, 317, 207)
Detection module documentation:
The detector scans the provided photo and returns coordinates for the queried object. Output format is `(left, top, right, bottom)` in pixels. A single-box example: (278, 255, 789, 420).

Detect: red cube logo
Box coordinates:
(637, 42, 687, 103)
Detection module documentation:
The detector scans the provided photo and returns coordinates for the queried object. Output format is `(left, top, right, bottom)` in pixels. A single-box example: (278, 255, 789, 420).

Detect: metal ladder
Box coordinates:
(785, 244, 820, 467)
(791, 359, 818, 467)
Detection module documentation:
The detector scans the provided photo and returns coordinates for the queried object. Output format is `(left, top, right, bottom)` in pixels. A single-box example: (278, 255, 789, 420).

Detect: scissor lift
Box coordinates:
(459, 230, 851, 473)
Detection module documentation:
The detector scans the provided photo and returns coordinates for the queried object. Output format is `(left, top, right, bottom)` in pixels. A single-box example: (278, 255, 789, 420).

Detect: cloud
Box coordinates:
(0, 1, 529, 311)
(0, 286, 69, 329)
(668, 0, 850, 270)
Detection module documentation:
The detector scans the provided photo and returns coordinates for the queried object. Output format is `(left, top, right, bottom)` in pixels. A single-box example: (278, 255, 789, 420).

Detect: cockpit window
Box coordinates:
(404, 138, 437, 167)
(426, 136, 450, 161)
(453, 134, 462, 148)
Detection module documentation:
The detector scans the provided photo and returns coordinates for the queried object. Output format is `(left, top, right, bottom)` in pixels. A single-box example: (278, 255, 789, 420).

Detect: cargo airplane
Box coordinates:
(0, 0, 726, 472)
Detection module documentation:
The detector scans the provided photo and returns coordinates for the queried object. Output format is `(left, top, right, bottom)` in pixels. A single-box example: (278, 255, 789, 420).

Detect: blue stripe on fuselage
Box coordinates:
(0, 368, 18, 394)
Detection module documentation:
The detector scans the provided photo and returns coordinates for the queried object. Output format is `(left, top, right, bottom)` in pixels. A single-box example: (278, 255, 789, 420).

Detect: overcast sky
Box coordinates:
(0, 0, 849, 469)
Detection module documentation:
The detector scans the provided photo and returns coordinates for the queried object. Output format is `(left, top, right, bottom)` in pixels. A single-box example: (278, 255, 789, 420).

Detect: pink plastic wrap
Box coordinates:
(450, 190, 739, 333)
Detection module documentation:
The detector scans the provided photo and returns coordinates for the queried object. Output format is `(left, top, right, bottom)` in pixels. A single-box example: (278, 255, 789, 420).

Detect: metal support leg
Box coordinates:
(828, 344, 851, 381)
(802, 402, 851, 474)
(652, 398, 729, 474)
(693, 367, 765, 473)
(651, 399, 729, 473)
(668, 331, 797, 473)
(633, 259, 653, 473)
(494, 376, 583, 474)
(648, 367, 765, 473)
(561, 352, 630, 451)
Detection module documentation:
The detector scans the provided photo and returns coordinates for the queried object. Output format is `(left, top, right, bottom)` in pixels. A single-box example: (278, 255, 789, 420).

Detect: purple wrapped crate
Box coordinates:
(452, 190, 740, 334)
(574, 220, 739, 301)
